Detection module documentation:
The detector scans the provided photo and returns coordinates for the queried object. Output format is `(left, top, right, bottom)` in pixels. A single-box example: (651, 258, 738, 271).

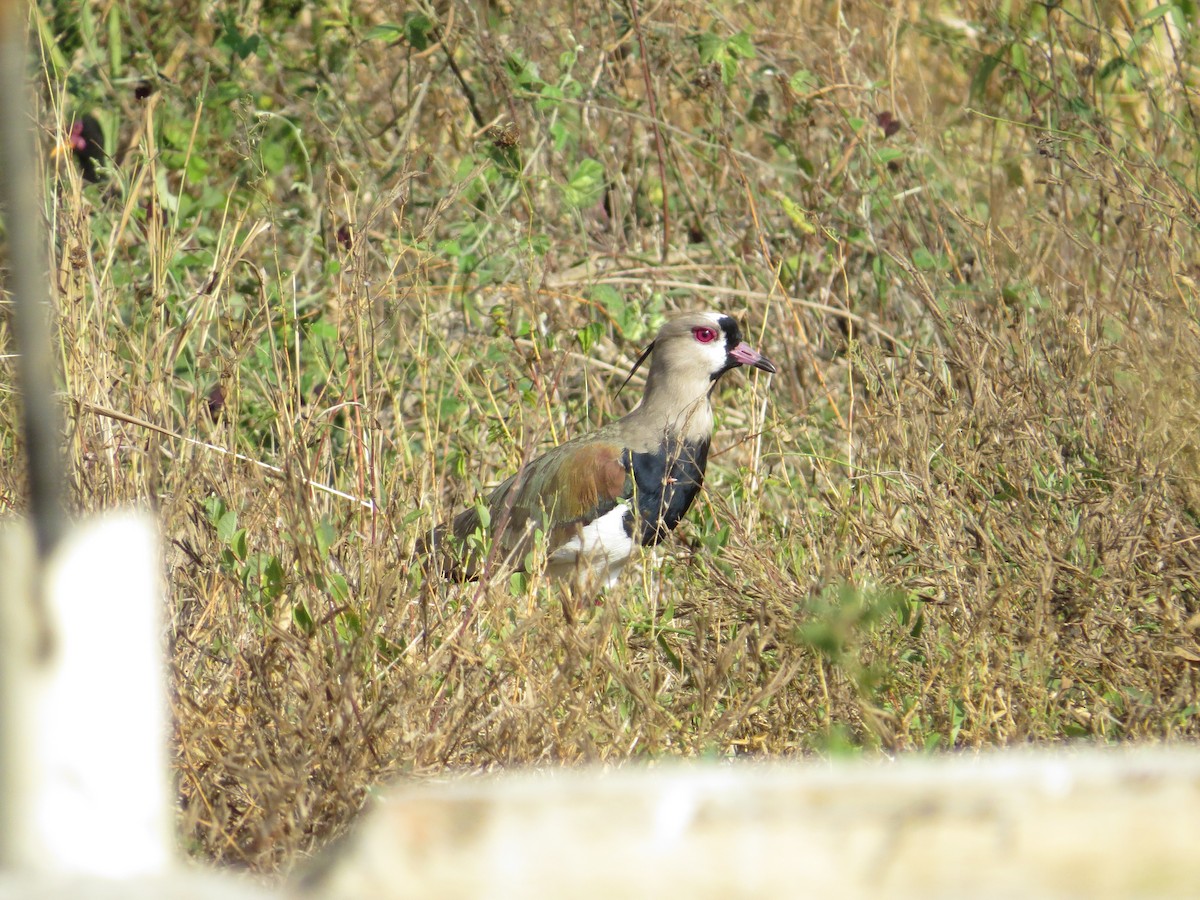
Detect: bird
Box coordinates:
(422, 311, 776, 589)
(54, 114, 106, 182)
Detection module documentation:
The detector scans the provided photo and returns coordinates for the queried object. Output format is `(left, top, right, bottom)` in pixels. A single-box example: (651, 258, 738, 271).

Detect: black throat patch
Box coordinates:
(712, 315, 745, 381)
(717, 315, 741, 347)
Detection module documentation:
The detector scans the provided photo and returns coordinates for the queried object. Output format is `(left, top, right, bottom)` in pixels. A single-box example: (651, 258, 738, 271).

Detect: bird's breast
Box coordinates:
(623, 437, 711, 545)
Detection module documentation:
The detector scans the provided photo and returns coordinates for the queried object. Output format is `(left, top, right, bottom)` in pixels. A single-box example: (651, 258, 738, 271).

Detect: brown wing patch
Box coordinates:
(549, 442, 628, 522)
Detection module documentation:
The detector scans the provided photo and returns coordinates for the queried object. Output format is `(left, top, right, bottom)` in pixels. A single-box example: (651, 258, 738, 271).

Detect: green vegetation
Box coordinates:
(3, 0, 1200, 873)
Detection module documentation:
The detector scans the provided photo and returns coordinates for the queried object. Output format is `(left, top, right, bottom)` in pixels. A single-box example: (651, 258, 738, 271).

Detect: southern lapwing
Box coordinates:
(424, 311, 776, 588)
(54, 114, 106, 183)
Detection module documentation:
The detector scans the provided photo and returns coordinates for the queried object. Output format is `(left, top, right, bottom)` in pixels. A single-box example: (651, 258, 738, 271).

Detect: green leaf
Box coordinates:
(562, 157, 605, 209)
(576, 321, 605, 353)
(538, 84, 564, 104)
(185, 154, 210, 185)
(231, 528, 248, 561)
(216, 509, 239, 543)
(696, 32, 725, 64)
(403, 13, 436, 50)
(259, 137, 288, 174)
(161, 121, 190, 150)
(335, 608, 361, 641)
(216, 11, 260, 61)
(292, 602, 315, 633)
(261, 556, 285, 599)
(587, 283, 647, 340)
(549, 119, 570, 152)
(912, 247, 939, 270)
(509, 571, 529, 595)
(315, 519, 336, 558)
(203, 496, 227, 527)
(1097, 56, 1127, 80)
(505, 53, 541, 88)
(788, 69, 817, 91)
(1009, 42, 1028, 78)
(588, 284, 623, 314)
(727, 31, 756, 59)
(363, 23, 404, 42)
(328, 573, 350, 603)
(1140, 4, 1176, 22)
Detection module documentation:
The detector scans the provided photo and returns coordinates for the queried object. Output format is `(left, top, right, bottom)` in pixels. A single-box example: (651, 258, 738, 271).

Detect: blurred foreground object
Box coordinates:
(0, 514, 277, 898)
(0, 514, 169, 875)
(304, 750, 1200, 899)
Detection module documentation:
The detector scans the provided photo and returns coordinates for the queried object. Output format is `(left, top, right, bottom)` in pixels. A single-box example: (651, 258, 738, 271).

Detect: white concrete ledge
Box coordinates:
(0, 871, 278, 900)
(302, 750, 1200, 899)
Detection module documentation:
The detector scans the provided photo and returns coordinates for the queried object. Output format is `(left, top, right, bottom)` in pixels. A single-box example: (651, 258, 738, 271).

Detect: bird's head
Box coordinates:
(625, 311, 776, 393)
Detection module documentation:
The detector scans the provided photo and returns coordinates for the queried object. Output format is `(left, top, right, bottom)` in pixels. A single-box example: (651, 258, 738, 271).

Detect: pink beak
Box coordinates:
(729, 341, 777, 374)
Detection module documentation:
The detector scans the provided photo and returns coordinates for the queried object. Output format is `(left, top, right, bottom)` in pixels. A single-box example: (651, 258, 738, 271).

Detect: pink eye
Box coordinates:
(692, 326, 718, 343)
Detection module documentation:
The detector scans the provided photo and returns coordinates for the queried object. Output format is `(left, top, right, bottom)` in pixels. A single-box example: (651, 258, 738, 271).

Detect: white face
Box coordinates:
(686, 312, 732, 378)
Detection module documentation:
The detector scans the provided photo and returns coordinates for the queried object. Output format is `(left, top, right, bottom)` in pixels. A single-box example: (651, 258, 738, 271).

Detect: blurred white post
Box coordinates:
(0, 512, 173, 877)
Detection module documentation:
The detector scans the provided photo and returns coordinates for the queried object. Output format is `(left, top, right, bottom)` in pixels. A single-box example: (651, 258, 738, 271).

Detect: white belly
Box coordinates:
(547, 503, 634, 588)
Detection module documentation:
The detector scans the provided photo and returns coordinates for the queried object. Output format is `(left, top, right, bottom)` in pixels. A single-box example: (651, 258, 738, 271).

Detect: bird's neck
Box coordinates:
(622, 373, 714, 452)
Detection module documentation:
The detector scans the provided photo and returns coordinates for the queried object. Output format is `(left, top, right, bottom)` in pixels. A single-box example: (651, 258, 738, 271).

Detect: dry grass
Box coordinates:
(2, 0, 1200, 875)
